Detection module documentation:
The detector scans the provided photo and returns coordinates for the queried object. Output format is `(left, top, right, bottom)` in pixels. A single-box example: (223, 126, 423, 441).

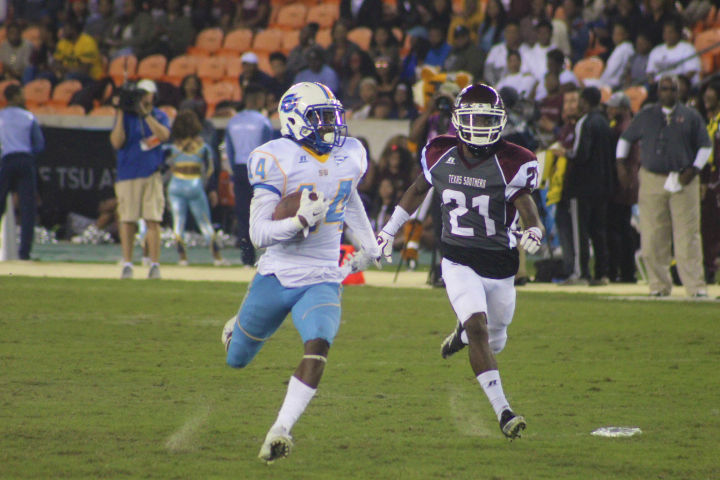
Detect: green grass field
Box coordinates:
(1, 277, 718, 480)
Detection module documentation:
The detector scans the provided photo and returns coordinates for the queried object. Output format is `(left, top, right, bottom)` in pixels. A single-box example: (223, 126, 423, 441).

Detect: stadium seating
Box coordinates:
(348, 27, 372, 51)
(252, 28, 284, 53)
(224, 56, 243, 83)
(188, 27, 224, 56)
(204, 81, 241, 116)
(197, 56, 227, 85)
(48, 79, 83, 107)
(316, 28, 332, 48)
(572, 57, 604, 84)
(108, 54, 138, 86)
(256, 52, 273, 76)
(273, 3, 308, 30)
(136, 54, 168, 81)
(55, 105, 87, 115)
(624, 85, 648, 113)
(282, 29, 301, 53)
(159, 105, 177, 121)
(21, 25, 41, 48)
(217, 28, 254, 57)
(23, 79, 52, 108)
(164, 55, 198, 86)
(306, 3, 339, 29)
(89, 105, 116, 116)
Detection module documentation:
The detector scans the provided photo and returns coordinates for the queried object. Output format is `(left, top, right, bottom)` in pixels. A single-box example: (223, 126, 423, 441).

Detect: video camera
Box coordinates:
(116, 83, 147, 113)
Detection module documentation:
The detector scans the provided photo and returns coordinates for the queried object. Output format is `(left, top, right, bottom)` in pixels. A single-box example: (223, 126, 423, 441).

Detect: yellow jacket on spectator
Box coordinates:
(54, 33, 103, 80)
(541, 149, 567, 205)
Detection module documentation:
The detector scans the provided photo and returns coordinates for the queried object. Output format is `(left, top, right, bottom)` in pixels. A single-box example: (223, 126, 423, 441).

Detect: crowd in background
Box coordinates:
(1, 0, 720, 290)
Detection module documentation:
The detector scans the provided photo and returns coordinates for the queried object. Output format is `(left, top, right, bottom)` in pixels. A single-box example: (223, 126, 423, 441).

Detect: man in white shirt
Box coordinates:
(599, 21, 634, 90)
(526, 19, 556, 85)
(484, 21, 532, 86)
(497, 50, 538, 99)
(535, 48, 579, 101)
(646, 17, 701, 85)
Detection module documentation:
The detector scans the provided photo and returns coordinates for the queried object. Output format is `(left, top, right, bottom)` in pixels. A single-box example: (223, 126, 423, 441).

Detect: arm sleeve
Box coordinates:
(616, 138, 631, 159)
(344, 189, 380, 257)
(31, 119, 45, 154)
(505, 159, 539, 202)
(248, 188, 303, 248)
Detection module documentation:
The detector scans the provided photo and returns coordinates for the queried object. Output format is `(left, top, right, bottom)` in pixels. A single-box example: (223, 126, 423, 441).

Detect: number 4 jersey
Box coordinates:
(421, 135, 539, 278)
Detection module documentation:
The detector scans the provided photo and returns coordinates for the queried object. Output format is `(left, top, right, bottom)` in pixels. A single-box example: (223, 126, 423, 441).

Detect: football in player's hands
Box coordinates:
(272, 190, 319, 220)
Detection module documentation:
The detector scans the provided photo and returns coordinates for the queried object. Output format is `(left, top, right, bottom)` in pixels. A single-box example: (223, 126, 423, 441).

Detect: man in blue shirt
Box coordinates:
(294, 47, 340, 95)
(109, 79, 171, 279)
(224, 84, 273, 265)
(0, 84, 45, 260)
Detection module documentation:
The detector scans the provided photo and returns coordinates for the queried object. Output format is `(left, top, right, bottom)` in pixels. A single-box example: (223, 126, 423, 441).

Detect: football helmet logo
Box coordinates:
(451, 83, 507, 149)
(278, 82, 347, 154)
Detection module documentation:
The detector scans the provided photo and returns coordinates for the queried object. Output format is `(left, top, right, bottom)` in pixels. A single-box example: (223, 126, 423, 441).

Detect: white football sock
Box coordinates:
(271, 376, 317, 433)
(477, 370, 510, 421)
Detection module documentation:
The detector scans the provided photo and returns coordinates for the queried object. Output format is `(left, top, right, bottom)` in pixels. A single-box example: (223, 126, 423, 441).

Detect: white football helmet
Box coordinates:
(278, 82, 347, 154)
(451, 83, 507, 149)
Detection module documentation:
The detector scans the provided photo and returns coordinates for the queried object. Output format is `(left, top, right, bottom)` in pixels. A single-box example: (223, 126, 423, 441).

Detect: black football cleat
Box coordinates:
(499, 409, 526, 439)
(440, 323, 466, 359)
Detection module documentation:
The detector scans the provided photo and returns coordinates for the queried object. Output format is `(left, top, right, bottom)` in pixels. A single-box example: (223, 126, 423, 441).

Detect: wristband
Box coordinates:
(381, 205, 410, 236)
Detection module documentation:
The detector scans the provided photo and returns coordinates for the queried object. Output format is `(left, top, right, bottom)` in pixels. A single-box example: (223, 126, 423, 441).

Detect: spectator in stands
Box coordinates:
(269, 52, 294, 96)
(447, 0, 483, 45)
(224, 84, 272, 266)
(497, 50, 537, 100)
(22, 24, 58, 85)
(66, 0, 91, 30)
(642, 0, 674, 48)
(426, 0, 452, 34)
(0, 23, 34, 82)
(107, 0, 157, 59)
(376, 141, 416, 205)
(340, 0, 383, 30)
(375, 55, 399, 97)
(340, 50, 376, 111)
(518, 0, 549, 46)
(294, 46, 340, 96)
(536, 71, 563, 146)
(618, 74, 711, 297)
(525, 19, 555, 86)
(625, 30, 653, 88)
(348, 76, 378, 119)
(605, 91, 639, 284)
(369, 23, 401, 67)
(177, 74, 207, 114)
(478, 0, 507, 54)
(0, 84, 45, 261)
(390, 81, 418, 120)
(53, 18, 104, 85)
(534, 48, 578, 101)
(443, 25, 485, 81)
(238, 51, 280, 97)
(398, 33, 430, 84)
(562, 0, 590, 64)
(484, 21, 531, 86)
(233, 0, 270, 30)
(286, 22, 319, 77)
(84, 0, 116, 56)
(699, 81, 720, 284)
(156, 0, 195, 59)
(646, 16, 701, 86)
(395, 0, 431, 37)
(606, 0, 642, 43)
(599, 21, 634, 90)
(326, 19, 362, 76)
(109, 79, 171, 280)
(371, 176, 396, 233)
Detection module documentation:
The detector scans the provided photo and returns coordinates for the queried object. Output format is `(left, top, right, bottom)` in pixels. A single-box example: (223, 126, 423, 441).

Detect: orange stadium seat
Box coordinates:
(273, 3, 308, 30)
(282, 29, 300, 53)
(572, 57, 604, 84)
(600, 85, 612, 104)
(159, 105, 177, 121)
(48, 79, 83, 107)
(204, 81, 241, 116)
(136, 54, 168, 81)
(224, 56, 243, 83)
(0, 26, 6, 43)
(256, 52, 273, 76)
(29, 104, 57, 115)
(694, 28, 720, 75)
(108, 54, 138, 86)
(252, 28, 284, 53)
(624, 86, 648, 113)
(197, 56, 227, 85)
(188, 28, 224, 56)
(316, 28, 332, 48)
(23, 79, 52, 108)
(306, 3, 339, 29)
(21, 25, 42, 48)
(348, 27, 372, 51)
(89, 105, 117, 116)
(218, 28, 254, 56)
(56, 104, 87, 115)
(164, 55, 198, 86)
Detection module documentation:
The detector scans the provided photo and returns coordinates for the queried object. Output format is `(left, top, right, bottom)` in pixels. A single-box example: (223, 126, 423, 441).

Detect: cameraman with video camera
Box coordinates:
(110, 79, 171, 279)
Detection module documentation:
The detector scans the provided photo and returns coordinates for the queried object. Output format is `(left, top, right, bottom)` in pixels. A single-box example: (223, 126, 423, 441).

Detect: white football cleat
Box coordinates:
(258, 426, 293, 464)
(221, 317, 236, 352)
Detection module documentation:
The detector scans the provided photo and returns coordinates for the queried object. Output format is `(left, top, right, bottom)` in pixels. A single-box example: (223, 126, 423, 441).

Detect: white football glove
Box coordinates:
(339, 248, 381, 278)
(294, 189, 329, 232)
(519, 226, 543, 255)
(376, 230, 394, 263)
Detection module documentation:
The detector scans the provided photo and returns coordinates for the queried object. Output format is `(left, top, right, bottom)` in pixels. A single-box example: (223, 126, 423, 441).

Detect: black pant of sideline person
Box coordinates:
(0, 153, 37, 260)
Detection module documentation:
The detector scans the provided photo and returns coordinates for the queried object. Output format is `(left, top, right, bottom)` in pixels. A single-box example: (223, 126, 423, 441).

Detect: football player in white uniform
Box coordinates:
(376, 83, 544, 439)
(221, 82, 379, 463)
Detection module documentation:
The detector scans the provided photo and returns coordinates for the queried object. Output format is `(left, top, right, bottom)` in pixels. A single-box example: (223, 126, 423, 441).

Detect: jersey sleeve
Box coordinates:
(420, 135, 456, 183)
(247, 146, 287, 197)
(499, 143, 539, 203)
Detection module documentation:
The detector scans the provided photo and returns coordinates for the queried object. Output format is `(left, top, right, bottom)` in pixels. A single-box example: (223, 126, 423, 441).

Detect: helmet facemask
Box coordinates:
(300, 105, 348, 154)
(452, 104, 507, 148)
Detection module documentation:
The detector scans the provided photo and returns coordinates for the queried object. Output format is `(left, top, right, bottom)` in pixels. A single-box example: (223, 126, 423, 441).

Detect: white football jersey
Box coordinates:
(248, 137, 368, 287)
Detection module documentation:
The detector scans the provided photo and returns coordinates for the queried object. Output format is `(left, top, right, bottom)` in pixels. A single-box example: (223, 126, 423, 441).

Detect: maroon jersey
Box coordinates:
(421, 135, 539, 277)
